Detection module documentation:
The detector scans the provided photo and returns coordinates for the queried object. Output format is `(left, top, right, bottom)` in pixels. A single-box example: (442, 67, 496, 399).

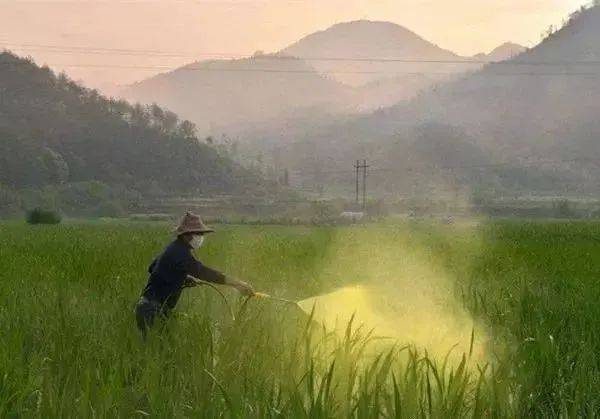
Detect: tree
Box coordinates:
(162, 110, 179, 133)
(41, 147, 69, 184)
(150, 103, 165, 130)
(0, 51, 264, 197)
(177, 120, 197, 139)
(283, 169, 289, 186)
(130, 103, 150, 126)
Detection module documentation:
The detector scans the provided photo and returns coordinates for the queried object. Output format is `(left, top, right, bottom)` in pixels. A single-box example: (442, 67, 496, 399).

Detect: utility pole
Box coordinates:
(362, 159, 369, 211)
(353, 160, 369, 211)
(355, 160, 360, 207)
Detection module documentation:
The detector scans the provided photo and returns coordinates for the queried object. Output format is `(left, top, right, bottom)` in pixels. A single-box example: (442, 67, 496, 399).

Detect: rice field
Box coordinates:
(1, 219, 600, 417)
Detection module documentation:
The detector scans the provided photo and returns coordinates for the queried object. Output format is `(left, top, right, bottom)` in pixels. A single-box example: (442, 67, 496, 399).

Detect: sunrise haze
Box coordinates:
(0, 0, 590, 90)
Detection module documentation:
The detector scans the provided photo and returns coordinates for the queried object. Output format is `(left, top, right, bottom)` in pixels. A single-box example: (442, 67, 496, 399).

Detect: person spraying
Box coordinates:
(135, 212, 255, 334)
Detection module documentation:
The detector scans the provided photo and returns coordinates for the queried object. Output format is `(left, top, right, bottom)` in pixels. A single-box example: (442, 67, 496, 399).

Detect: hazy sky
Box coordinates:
(0, 0, 590, 90)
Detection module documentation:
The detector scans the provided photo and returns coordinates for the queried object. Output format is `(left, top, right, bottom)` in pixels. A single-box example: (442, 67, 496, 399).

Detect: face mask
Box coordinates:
(190, 235, 204, 249)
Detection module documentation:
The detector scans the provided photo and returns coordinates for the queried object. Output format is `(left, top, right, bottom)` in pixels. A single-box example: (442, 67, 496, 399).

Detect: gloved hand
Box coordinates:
(184, 275, 203, 288)
(227, 278, 255, 296)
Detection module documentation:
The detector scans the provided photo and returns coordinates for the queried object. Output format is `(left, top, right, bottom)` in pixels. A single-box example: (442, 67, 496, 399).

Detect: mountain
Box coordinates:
(401, 6, 600, 158)
(123, 21, 482, 136)
(0, 52, 268, 214)
(121, 19, 533, 186)
(278, 20, 478, 110)
(472, 42, 527, 62)
(484, 42, 526, 62)
(122, 55, 354, 135)
(280, 20, 470, 87)
(256, 5, 600, 197)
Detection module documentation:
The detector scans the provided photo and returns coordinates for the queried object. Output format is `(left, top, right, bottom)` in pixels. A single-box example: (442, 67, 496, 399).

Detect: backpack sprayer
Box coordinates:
(187, 275, 299, 320)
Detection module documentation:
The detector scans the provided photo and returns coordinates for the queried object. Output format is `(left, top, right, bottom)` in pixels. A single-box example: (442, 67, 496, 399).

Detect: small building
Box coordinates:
(340, 211, 365, 222)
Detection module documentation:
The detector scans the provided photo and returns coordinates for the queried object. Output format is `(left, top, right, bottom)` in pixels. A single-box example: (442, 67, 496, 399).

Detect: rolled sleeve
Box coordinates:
(195, 264, 227, 285)
(177, 250, 226, 285)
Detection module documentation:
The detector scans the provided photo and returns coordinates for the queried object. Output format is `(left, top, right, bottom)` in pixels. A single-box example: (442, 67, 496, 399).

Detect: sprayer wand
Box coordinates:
(186, 275, 299, 320)
(253, 292, 299, 306)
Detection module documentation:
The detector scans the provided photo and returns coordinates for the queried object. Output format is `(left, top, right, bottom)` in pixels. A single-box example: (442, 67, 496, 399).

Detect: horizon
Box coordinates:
(0, 0, 590, 90)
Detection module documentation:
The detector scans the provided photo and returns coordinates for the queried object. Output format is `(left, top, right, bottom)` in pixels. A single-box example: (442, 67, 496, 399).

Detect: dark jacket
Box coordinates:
(142, 238, 226, 311)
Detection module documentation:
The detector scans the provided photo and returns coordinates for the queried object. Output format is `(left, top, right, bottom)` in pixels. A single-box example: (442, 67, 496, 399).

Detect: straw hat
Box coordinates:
(174, 212, 215, 235)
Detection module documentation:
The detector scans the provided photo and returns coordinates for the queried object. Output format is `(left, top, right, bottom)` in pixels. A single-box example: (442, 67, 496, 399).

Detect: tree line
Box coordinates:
(0, 52, 275, 215)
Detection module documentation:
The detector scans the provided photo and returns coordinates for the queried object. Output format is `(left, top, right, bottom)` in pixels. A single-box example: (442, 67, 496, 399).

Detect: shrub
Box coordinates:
(26, 208, 62, 225)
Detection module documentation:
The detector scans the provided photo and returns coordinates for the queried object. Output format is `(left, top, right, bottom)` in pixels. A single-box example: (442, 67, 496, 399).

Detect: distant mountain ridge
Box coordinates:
(123, 20, 522, 136)
(280, 20, 467, 86)
(263, 5, 600, 197)
(123, 55, 353, 134)
(484, 42, 527, 61)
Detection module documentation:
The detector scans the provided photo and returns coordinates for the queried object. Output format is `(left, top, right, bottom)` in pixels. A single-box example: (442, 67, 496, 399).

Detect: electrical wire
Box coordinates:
(3, 40, 600, 75)
(288, 157, 600, 177)
(1, 59, 600, 76)
(3, 40, 600, 66)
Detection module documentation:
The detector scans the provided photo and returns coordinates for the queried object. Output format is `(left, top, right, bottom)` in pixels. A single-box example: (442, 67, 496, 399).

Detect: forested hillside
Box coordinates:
(248, 5, 600, 199)
(0, 52, 269, 215)
(122, 55, 354, 134)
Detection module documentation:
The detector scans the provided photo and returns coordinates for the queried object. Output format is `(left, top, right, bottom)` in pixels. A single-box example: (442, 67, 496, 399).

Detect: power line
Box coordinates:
(1, 60, 600, 77)
(290, 157, 600, 177)
(368, 157, 599, 173)
(0, 42, 244, 59)
(4, 40, 600, 66)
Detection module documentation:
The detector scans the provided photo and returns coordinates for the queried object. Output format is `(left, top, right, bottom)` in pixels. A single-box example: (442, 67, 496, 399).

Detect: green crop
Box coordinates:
(1, 219, 599, 417)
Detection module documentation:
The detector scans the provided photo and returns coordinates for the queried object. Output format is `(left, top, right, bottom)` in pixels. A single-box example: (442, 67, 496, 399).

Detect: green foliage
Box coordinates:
(1, 221, 599, 416)
(58, 181, 133, 217)
(0, 52, 267, 196)
(0, 134, 69, 188)
(25, 208, 61, 224)
(10, 181, 143, 217)
(463, 221, 600, 416)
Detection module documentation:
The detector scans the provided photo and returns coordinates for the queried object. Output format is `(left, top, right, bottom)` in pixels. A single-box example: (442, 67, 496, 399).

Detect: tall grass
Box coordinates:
(0, 220, 599, 417)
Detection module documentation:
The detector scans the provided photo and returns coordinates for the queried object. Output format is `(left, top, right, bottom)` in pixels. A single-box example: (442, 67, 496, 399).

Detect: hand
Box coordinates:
(232, 279, 255, 296)
(185, 275, 203, 288)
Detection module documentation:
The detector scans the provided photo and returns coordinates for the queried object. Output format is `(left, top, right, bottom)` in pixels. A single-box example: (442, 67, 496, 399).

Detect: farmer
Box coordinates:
(135, 212, 254, 334)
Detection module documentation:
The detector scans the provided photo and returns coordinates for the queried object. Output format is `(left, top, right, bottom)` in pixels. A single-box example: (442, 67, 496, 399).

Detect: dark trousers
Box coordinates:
(135, 297, 164, 335)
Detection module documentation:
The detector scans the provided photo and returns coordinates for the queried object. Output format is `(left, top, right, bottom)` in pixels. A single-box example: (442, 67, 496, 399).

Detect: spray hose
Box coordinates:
(187, 275, 236, 320)
(187, 275, 298, 321)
